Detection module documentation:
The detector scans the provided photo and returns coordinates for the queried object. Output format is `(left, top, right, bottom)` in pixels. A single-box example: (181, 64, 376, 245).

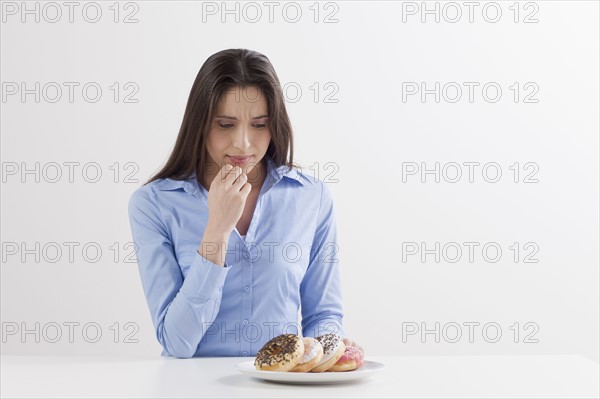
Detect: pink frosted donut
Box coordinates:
(327, 345, 364, 372)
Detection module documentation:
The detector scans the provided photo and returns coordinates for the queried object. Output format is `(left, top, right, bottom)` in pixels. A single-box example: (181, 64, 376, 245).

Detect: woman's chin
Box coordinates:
(242, 161, 260, 175)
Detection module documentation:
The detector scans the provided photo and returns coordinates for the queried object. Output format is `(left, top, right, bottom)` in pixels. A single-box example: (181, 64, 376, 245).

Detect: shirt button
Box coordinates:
(244, 286, 250, 293)
(242, 351, 248, 356)
(243, 319, 249, 325)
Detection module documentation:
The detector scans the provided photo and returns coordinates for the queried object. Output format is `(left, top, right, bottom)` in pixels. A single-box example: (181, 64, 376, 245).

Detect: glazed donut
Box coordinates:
(290, 337, 324, 372)
(310, 334, 346, 373)
(254, 334, 304, 372)
(327, 345, 364, 372)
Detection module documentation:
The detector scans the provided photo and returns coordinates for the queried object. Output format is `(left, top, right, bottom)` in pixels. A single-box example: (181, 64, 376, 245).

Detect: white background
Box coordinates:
(1, 0, 598, 363)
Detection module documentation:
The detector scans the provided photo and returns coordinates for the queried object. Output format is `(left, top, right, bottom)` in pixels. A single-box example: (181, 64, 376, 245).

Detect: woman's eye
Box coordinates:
(218, 123, 266, 129)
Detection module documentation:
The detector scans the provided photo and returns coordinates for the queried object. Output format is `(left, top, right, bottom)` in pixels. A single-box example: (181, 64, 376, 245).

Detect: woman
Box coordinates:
(128, 48, 362, 358)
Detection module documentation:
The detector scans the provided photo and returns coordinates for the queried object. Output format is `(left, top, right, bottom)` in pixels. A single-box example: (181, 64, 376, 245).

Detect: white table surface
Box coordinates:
(1, 354, 598, 398)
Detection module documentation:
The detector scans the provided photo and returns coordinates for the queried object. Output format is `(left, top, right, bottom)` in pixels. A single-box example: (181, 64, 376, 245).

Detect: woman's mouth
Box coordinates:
(227, 155, 253, 165)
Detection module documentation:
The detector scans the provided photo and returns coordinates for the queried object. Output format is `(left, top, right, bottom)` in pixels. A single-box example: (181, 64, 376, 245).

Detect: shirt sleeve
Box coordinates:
(128, 187, 232, 358)
(300, 180, 346, 339)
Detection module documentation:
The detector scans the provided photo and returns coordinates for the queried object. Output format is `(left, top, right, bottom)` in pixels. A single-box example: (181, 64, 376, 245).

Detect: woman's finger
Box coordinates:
(233, 172, 248, 190)
(225, 165, 242, 185)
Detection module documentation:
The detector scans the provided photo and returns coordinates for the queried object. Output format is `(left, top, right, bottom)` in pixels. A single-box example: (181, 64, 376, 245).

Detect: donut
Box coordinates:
(289, 337, 324, 372)
(254, 334, 304, 372)
(327, 345, 364, 372)
(310, 334, 346, 372)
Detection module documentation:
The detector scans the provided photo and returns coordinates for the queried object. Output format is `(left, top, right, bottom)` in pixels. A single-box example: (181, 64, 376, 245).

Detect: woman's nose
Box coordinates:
(233, 126, 251, 149)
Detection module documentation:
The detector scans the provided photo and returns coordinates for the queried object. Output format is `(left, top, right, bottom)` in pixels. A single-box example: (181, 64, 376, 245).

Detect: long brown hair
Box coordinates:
(144, 48, 298, 188)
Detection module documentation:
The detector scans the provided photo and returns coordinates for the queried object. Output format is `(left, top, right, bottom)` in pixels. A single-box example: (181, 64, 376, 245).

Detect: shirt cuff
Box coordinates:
(304, 318, 346, 338)
(179, 251, 231, 298)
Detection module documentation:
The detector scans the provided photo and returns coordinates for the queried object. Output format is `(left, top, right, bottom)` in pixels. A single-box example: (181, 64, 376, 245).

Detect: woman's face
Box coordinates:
(205, 85, 271, 179)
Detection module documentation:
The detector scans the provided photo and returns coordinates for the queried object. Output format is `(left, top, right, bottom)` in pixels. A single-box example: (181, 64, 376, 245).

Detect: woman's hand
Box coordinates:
(205, 164, 252, 235)
(342, 337, 364, 355)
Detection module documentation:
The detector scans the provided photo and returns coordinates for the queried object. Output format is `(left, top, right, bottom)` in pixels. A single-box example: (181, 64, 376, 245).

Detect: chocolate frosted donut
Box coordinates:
(254, 334, 304, 372)
(310, 334, 346, 372)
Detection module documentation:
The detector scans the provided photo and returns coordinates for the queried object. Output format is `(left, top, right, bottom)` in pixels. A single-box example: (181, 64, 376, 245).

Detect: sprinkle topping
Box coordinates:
(254, 334, 301, 367)
(316, 333, 342, 355)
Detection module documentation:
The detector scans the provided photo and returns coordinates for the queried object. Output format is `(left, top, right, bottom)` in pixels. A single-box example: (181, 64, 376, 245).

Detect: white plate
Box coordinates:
(235, 359, 386, 384)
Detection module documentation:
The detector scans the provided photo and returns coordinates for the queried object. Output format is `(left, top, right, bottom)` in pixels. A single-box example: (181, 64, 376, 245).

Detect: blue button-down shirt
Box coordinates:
(127, 155, 346, 358)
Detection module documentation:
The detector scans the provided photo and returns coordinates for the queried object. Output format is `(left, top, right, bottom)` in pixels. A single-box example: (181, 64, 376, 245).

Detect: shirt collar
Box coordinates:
(155, 155, 304, 194)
